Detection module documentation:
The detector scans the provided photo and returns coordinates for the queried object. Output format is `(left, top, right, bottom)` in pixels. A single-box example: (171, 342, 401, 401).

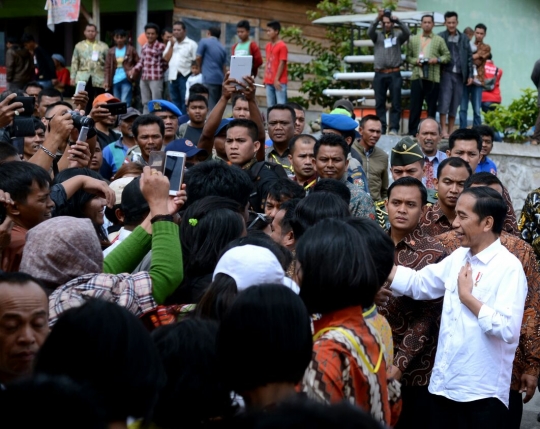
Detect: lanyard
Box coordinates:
(304, 179, 317, 190)
(420, 36, 431, 56)
(271, 153, 294, 172)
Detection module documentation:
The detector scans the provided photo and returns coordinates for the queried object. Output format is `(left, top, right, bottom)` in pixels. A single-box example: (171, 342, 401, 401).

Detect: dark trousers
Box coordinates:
(206, 84, 222, 112)
(505, 389, 523, 429)
(373, 71, 402, 133)
(408, 79, 440, 135)
(395, 385, 431, 429)
(429, 393, 508, 429)
(85, 76, 106, 113)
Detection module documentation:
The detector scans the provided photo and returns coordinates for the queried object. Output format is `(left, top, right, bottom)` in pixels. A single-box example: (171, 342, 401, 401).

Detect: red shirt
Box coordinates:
(482, 60, 503, 104)
(56, 68, 71, 86)
(264, 40, 288, 84)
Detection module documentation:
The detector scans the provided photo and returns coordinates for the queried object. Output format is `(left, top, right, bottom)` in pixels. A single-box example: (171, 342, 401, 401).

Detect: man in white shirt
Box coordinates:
(163, 21, 198, 115)
(387, 186, 527, 428)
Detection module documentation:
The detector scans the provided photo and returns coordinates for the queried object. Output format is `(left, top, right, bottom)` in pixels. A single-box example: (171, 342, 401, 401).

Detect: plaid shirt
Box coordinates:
(132, 41, 167, 81)
(48, 272, 157, 326)
(406, 33, 451, 83)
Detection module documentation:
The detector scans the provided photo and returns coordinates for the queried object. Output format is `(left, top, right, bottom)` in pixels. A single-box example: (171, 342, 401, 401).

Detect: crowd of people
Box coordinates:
(0, 10, 540, 429)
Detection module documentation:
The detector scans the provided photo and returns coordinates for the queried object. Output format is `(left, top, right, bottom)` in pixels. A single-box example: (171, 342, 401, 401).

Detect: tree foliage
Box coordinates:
(483, 88, 539, 142)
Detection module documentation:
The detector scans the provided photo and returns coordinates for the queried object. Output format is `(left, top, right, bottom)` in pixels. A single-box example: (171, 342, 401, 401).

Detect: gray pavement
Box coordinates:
(522, 391, 540, 428)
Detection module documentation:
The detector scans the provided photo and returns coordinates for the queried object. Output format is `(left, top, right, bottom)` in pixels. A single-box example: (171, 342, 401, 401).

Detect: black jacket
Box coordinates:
(34, 46, 56, 81)
(437, 30, 473, 83)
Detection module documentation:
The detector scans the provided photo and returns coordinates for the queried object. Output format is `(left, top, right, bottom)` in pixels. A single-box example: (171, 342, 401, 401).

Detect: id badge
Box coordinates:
(384, 38, 392, 48)
(91, 50, 99, 61)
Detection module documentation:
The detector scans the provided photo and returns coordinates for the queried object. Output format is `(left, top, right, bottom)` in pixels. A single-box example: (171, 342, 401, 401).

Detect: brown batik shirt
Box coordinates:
(419, 203, 454, 238)
(378, 225, 448, 386)
(436, 230, 540, 390)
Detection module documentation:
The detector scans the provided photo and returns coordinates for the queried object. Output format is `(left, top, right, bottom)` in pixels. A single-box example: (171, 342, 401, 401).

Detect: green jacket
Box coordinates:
(352, 142, 389, 202)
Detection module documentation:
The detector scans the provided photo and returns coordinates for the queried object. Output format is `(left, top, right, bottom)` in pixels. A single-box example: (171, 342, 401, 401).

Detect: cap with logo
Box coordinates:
(391, 136, 425, 166)
(148, 99, 182, 117)
(165, 138, 208, 158)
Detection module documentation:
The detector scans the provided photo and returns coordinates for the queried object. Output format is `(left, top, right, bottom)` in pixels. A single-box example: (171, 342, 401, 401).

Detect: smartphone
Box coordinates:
(11, 96, 35, 116)
(77, 126, 89, 143)
(75, 81, 86, 94)
(149, 151, 166, 173)
(163, 151, 187, 196)
(230, 55, 253, 88)
(103, 102, 127, 116)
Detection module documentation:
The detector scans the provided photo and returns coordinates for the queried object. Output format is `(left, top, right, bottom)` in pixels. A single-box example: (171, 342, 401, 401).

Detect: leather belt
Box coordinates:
(375, 67, 400, 73)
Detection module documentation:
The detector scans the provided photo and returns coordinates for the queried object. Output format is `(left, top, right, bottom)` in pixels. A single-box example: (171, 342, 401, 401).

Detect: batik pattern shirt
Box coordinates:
(436, 230, 540, 390)
(301, 306, 397, 426)
(378, 226, 448, 386)
(71, 40, 109, 87)
(519, 187, 540, 264)
(419, 202, 453, 237)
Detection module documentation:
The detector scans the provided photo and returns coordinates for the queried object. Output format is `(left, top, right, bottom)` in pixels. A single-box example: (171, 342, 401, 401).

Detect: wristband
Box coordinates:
(150, 214, 174, 224)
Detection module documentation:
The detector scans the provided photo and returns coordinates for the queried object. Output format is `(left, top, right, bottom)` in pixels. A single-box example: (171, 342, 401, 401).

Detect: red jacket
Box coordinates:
(104, 45, 140, 89)
(231, 40, 263, 77)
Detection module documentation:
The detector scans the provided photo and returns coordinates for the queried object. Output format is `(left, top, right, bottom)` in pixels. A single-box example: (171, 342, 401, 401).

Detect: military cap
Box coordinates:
(391, 136, 425, 166)
(148, 99, 182, 117)
(215, 118, 233, 136)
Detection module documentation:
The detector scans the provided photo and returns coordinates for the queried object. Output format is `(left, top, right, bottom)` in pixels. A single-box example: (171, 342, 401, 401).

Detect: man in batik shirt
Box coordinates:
(378, 176, 447, 429)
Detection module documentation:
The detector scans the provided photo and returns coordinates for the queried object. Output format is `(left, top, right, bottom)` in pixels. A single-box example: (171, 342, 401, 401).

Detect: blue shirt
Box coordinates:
(196, 37, 227, 85)
(422, 150, 448, 187)
(475, 156, 497, 175)
(100, 138, 130, 180)
(113, 47, 127, 84)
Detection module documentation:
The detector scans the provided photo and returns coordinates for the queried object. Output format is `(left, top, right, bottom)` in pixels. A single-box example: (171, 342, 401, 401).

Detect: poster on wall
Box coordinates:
(45, 0, 81, 32)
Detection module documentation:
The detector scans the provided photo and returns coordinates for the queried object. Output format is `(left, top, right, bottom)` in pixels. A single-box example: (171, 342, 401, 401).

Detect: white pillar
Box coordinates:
(92, 0, 101, 38)
(136, 0, 148, 54)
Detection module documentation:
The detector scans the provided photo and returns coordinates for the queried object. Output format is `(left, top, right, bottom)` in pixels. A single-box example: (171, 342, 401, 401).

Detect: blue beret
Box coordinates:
(321, 113, 358, 132)
(148, 100, 182, 117)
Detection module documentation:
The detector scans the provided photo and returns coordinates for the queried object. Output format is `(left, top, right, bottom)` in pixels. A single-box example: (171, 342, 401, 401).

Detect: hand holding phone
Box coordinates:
(75, 81, 86, 94)
(149, 151, 166, 172)
(163, 151, 187, 196)
(230, 55, 253, 89)
(103, 102, 127, 116)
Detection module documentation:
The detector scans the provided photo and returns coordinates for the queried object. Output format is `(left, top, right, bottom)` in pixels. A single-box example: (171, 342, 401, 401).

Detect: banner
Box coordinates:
(0, 67, 6, 93)
(45, 0, 81, 32)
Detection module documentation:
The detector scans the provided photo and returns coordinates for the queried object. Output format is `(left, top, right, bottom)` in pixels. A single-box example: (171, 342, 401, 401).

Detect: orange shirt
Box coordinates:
(1, 225, 27, 272)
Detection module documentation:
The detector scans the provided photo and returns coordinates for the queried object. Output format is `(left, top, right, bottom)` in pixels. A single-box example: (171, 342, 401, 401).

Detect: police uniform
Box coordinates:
(320, 113, 369, 194)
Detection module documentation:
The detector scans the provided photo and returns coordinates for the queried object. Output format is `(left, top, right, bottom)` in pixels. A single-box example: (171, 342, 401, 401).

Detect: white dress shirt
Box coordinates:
(391, 238, 527, 407)
(164, 37, 198, 81)
(103, 227, 132, 258)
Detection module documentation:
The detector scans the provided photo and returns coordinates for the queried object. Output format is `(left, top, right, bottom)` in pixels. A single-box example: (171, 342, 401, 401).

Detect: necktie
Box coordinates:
(424, 158, 435, 189)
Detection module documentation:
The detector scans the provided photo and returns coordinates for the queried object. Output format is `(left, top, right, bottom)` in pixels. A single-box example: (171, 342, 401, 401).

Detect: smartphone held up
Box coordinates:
(163, 151, 187, 196)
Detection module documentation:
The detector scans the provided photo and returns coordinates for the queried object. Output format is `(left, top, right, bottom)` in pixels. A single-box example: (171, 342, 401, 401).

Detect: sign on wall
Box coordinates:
(45, 0, 81, 32)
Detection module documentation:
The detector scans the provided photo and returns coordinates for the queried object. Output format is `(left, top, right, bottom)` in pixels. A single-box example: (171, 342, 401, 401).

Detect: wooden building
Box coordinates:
(173, 0, 322, 104)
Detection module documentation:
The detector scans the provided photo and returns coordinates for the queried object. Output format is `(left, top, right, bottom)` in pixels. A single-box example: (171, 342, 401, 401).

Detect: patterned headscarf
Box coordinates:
(20, 217, 103, 287)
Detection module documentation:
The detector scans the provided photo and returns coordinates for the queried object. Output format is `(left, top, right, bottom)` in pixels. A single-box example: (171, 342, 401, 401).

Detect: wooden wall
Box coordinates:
(174, 0, 324, 104)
